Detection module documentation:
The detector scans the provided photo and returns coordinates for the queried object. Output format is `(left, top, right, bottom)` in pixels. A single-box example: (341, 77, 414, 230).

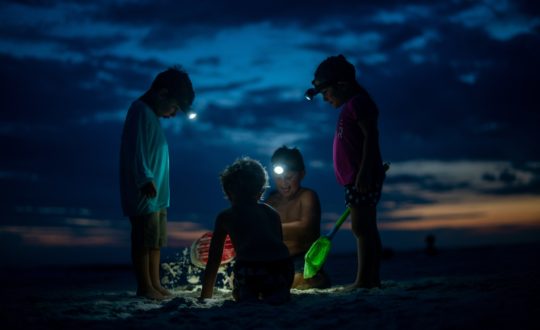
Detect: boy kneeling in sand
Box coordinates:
(266, 146, 331, 289)
(200, 157, 294, 304)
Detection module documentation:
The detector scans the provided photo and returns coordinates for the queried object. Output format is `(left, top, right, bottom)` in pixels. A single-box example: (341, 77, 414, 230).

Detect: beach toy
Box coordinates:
(190, 232, 236, 268)
(304, 208, 351, 279)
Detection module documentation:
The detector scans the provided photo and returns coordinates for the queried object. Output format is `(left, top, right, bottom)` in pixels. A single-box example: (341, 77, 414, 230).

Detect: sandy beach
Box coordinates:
(2, 242, 538, 330)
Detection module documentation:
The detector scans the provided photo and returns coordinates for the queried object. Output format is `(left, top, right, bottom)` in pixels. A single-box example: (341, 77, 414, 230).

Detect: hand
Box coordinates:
(141, 181, 157, 198)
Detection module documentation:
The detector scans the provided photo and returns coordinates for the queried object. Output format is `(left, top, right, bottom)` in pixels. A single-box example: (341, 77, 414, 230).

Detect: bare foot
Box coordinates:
(156, 286, 174, 297)
(137, 288, 166, 300)
(292, 272, 331, 290)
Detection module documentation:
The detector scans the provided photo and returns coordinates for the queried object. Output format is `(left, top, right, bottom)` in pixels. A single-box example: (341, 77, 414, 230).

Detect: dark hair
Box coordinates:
(220, 157, 269, 201)
(151, 66, 195, 110)
(314, 54, 356, 83)
(271, 146, 305, 172)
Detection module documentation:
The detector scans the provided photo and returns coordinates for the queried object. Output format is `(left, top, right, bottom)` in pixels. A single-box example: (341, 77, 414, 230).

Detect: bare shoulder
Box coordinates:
(298, 188, 320, 203)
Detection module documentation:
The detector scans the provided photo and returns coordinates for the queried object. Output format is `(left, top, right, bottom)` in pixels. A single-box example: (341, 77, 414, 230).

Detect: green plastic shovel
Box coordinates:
(303, 207, 351, 279)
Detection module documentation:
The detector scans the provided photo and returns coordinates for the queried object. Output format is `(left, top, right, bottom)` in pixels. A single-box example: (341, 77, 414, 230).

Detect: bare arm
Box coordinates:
(356, 116, 380, 193)
(200, 215, 227, 299)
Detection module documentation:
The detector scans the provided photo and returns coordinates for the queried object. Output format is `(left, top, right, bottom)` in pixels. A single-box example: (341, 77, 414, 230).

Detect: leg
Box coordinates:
(290, 253, 331, 290)
(350, 205, 382, 288)
(131, 238, 164, 299)
(293, 270, 331, 290)
(148, 209, 172, 296)
(130, 216, 164, 300)
(291, 272, 304, 289)
(149, 248, 172, 296)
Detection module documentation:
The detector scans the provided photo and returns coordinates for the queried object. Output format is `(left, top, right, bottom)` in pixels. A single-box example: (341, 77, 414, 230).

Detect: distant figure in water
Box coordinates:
(266, 145, 331, 289)
(120, 67, 195, 300)
(305, 55, 386, 289)
(425, 234, 438, 256)
(200, 157, 294, 304)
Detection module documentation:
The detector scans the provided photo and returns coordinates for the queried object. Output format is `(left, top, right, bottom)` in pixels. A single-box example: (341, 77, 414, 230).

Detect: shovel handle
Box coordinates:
(326, 207, 351, 239)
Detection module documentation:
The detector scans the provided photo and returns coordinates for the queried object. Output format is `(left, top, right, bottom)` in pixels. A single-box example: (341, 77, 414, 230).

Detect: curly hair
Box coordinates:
(220, 157, 269, 201)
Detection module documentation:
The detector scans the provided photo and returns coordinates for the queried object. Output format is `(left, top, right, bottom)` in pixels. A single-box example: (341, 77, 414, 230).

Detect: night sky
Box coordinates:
(1, 0, 539, 266)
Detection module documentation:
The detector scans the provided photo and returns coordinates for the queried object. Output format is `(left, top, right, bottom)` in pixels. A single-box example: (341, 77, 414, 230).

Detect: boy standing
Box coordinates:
(305, 55, 385, 289)
(266, 146, 330, 289)
(120, 67, 195, 299)
(200, 157, 293, 304)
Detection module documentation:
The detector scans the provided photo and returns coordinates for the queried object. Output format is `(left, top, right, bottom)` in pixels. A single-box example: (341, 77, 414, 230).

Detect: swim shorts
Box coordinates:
(129, 209, 167, 248)
(233, 258, 294, 304)
(344, 184, 382, 207)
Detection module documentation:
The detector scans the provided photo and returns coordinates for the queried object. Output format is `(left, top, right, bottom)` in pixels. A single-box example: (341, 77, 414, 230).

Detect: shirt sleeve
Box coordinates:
(133, 108, 154, 188)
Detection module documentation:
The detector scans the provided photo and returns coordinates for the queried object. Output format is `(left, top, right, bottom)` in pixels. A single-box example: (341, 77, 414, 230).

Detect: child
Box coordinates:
(266, 146, 330, 289)
(200, 157, 293, 304)
(119, 66, 195, 299)
(305, 55, 385, 289)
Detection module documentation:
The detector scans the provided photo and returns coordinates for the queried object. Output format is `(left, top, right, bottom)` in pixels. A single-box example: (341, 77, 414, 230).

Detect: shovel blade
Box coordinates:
(303, 236, 332, 279)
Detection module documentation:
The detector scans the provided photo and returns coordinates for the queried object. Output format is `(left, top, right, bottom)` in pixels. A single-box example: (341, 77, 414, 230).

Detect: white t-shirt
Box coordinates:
(119, 100, 170, 216)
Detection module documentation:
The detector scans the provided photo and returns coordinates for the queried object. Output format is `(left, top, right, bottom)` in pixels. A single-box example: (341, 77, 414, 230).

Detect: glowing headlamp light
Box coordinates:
(304, 88, 318, 101)
(273, 164, 285, 175)
(187, 112, 197, 120)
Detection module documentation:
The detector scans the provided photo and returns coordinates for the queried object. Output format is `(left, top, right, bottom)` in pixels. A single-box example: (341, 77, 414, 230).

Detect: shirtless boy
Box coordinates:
(266, 146, 331, 289)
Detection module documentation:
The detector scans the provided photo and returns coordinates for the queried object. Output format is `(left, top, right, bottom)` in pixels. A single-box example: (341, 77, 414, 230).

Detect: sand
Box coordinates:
(1, 243, 538, 329)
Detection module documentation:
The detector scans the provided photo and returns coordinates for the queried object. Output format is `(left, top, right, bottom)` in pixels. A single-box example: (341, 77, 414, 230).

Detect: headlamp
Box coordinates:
(304, 88, 318, 101)
(273, 164, 285, 175)
(187, 112, 197, 120)
(304, 80, 334, 101)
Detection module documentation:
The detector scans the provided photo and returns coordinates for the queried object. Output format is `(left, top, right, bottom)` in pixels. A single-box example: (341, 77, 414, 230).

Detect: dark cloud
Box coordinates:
(0, 53, 167, 124)
(385, 174, 470, 193)
(197, 78, 262, 94)
(193, 56, 220, 66)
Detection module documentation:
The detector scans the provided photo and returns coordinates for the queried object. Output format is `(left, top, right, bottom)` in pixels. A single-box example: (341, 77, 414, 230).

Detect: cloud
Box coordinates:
(380, 195, 540, 231)
(449, 1, 540, 41)
(0, 225, 128, 247)
(385, 160, 539, 197)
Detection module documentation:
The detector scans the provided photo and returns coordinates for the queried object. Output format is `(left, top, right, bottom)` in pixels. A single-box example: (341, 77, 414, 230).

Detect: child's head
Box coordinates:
(220, 157, 269, 203)
(305, 54, 360, 108)
(314, 54, 356, 83)
(271, 146, 305, 173)
(270, 146, 305, 199)
(150, 66, 195, 116)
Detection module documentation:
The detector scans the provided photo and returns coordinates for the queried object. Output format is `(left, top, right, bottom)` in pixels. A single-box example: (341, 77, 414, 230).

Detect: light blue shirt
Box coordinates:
(120, 100, 170, 216)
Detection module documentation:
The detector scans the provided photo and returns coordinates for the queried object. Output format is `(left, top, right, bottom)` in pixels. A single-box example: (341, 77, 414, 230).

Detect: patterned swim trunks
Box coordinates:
(344, 184, 382, 207)
(233, 258, 294, 304)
